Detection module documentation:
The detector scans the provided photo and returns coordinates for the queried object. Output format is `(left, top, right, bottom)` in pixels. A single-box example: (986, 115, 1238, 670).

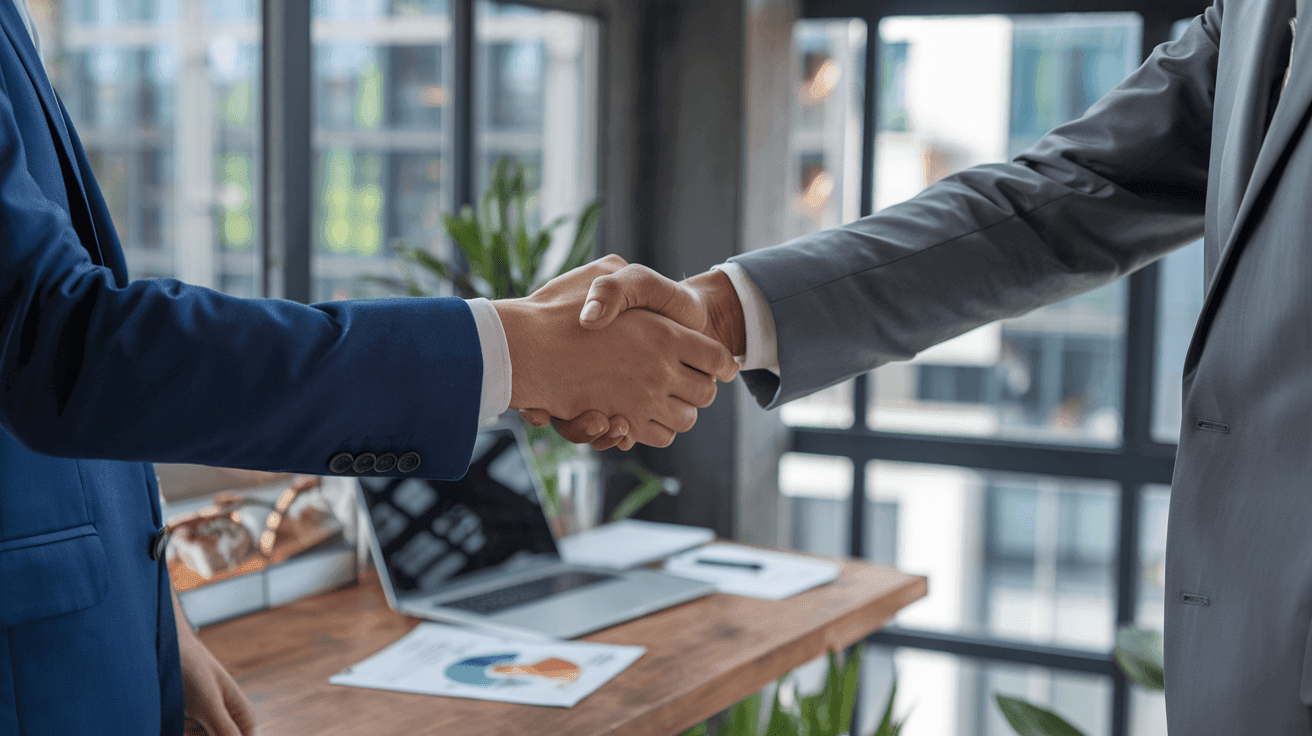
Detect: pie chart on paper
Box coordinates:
(445, 653, 581, 687)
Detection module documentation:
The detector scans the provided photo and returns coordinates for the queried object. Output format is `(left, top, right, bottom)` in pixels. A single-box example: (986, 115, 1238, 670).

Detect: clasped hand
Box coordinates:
(497, 255, 739, 448)
(506, 255, 745, 450)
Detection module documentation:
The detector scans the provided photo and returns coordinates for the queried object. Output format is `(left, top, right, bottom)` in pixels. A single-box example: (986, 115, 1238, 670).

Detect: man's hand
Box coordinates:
(577, 265, 747, 356)
(176, 595, 257, 736)
(498, 256, 739, 448)
(523, 264, 747, 448)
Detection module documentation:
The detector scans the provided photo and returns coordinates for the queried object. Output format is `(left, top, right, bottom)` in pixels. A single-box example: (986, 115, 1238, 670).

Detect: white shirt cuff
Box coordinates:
(465, 298, 512, 424)
(711, 262, 779, 374)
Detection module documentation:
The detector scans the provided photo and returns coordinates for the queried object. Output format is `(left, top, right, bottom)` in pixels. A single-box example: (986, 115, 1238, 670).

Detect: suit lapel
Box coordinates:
(1185, 0, 1312, 373)
(0, 0, 104, 265)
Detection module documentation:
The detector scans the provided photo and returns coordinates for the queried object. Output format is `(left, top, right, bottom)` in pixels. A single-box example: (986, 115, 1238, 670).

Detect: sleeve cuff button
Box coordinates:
(352, 452, 377, 474)
(397, 451, 421, 473)
(374, 452, 398, 473)
(328, 452, 354, 474)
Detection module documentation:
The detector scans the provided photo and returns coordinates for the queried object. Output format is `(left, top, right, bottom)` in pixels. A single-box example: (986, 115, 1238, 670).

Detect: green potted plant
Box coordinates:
(995, 626, 1164, 736)
(678, 644, 910, 736)
(365, 156, 667, 531)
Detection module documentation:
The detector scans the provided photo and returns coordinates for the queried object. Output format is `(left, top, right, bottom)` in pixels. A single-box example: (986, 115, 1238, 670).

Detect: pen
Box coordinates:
(694, 557, 763, 571)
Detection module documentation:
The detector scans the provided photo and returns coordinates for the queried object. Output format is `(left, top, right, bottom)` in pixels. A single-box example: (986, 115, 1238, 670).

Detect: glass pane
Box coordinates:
(312, 0, 451, 301)
(866, 461, 1119, 651)
(472, 2, 599, 288)
(860, 646, 1111, 736)
(1132, 688, 1168, 736)
(781, 18, 866, 428)
(867, 14, 1143, 447)
(779, 452, 852, 558)
(1152, 240, 1204, 443)
(1137, 484, 1170, 632)
(53, 0, 261, 294)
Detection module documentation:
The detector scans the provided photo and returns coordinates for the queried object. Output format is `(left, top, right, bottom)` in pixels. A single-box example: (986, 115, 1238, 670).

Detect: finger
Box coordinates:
(549, 411, 610, 444)
(618, 435, 637, 451)
(223, 678, 258, 736)
(518, 409, 551, 428)
(580, 265, 699, 331)
(588, 415, 630, 451)
(649, 397, 698, 435)
(675, 327, 740, 383)
(196, 707, 241, 736)
(594, 253, 628, 272)
(635, 420, 677, 448)
(670, 364, 718, 409)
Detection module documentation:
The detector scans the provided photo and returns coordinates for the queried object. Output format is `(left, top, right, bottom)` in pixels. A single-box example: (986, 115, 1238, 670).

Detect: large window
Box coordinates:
(787, 8, 1206, 735)
(47, 0, 262, 294)
(41, 0, 598, 302)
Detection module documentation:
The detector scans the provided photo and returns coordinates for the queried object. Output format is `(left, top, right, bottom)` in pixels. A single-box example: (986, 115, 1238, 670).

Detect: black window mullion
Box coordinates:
(451, 0, 476, 215)
(262, 0, 313, 301)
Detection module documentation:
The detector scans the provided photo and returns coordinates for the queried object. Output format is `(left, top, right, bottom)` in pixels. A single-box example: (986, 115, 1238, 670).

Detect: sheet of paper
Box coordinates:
(557, 519, 715, 570)
(329, 623, 645, 708)
(662, 543, 841, 601)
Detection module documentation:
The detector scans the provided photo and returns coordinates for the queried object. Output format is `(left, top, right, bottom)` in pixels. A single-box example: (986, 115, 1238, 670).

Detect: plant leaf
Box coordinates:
(873, 679, 899, 736)
(489, 232, 513, 298)
(836, 643, 864, 734)
(995, 696, 1088, 736)
(556, 199, 602, 276)
(401, 246, 481, 299)
(1114, 627, 1165, 692)
(796, 691, 824, 736)
(764, 678, 800, 736)
(442, 209, 488, 277)
(610, 478, 664, 522)
(721, 692, 763, 736)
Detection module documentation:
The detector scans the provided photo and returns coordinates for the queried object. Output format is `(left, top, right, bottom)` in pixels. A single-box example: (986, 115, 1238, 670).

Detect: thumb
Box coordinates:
(578, 265, 703, 332)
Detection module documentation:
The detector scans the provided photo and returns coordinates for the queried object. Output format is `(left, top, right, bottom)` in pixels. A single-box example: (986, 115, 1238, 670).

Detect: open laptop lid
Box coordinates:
(358, 422, 561, 606)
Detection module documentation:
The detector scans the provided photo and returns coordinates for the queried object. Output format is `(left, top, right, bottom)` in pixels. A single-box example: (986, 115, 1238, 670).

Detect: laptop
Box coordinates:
(357, 420, 715, 640)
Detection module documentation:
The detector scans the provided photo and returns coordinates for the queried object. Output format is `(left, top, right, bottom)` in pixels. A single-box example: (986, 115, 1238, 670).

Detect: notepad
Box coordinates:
(663, 543, 841, 601)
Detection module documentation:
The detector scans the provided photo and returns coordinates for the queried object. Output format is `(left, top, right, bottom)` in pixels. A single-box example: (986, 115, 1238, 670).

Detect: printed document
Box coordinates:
(329, 623, 645, 707)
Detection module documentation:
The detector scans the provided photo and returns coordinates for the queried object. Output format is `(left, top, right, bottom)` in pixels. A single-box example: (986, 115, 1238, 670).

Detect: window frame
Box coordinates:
(797, 1, 1208, 734)
(259, 0, 606, 303)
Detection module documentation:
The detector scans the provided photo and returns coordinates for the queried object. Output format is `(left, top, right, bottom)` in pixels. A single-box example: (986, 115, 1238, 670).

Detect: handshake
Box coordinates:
(493, 254, 747, 451)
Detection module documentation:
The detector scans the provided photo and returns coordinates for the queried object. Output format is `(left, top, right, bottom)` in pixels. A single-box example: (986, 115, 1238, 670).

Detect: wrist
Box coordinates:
(683, 270, 746, 357)
(495, 298, 566, 412)
(493, 299, 534, 409)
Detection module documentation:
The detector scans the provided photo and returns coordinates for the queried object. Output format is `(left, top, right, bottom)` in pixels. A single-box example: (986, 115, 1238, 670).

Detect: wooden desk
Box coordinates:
(199, 558, 926, 736)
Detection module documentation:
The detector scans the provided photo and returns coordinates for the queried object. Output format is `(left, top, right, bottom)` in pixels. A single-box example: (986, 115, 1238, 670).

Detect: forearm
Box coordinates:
(1, 261, 482, 476)
(729, 5, 1219, 407)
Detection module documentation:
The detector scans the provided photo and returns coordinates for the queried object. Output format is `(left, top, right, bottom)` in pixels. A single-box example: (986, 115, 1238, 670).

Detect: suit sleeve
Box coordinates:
(731, 3, 1221, 409)
(0, 80, 483, 479)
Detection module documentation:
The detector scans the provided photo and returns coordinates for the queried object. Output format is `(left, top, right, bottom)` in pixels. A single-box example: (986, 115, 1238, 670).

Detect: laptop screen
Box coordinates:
(359, 428, 560, 595)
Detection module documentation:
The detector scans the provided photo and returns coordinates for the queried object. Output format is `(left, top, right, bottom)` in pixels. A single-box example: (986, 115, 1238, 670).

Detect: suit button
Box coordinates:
(328, 452, 354, 474)
(374, 452, 398, 473)
(397, 451, 422, 473)
(353, 452, 377, 474)
(150, 527, 170, 562)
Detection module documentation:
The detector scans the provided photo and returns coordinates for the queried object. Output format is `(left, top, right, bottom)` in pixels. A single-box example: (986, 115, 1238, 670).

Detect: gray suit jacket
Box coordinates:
(732, 0, 1312, 730)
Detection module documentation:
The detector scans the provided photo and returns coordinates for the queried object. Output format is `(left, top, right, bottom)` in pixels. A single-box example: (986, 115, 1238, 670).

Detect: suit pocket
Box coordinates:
(0, 525, 108, 628)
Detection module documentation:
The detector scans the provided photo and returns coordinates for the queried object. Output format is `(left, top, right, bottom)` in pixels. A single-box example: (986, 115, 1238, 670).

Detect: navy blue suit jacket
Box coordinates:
(0, 3, 483, 733)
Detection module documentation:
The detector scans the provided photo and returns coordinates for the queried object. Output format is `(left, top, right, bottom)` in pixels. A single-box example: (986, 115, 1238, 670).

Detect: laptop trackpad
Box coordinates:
(440, 571, 616, 615)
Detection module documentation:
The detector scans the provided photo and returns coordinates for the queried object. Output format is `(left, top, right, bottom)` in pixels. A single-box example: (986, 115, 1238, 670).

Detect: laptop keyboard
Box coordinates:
(441, 571, 616, 615)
